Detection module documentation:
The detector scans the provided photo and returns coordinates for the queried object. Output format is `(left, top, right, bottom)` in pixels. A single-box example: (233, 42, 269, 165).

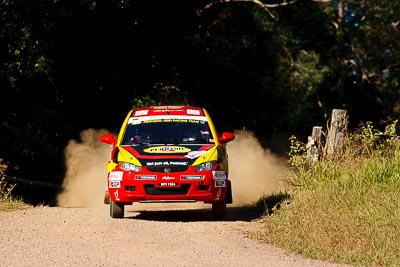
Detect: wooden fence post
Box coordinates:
(306, 126, 323, 165)
(326, 109, 348, 155)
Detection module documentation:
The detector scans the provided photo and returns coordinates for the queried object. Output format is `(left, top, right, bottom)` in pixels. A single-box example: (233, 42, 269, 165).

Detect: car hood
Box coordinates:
(117, 144, 218, 166)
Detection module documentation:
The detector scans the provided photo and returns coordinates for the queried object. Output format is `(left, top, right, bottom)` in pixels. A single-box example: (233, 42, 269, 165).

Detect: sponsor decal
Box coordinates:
(135, 175, 157, 180)
(187, 109, 201, 115)
(185, 150, 208, 159)
(147, 161, 164, 166)
(153, 108, 184, 113)
(214, 180, 226, 188)
(109, 171, 123, 181)
(114, 189, 119, 200)
(144, 146, 191, 153)
(127, 115, 207, 123)
(212, 170, 227, 180)
(146, 161, 188, 166)
(134, 110, 149, 116)
(143, 119, 162, 123)
(169, 119, 188, 123)
(157, 182, 179, 187)
(169, 161, 188, 166)
(161, 176, 176, 180)
(127, 117, 141, 125)
(109, 181, 120, 188)
(180, 175, 202, 180)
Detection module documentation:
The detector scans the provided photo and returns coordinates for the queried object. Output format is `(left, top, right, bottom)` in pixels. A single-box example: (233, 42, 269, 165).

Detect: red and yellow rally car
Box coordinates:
(100, 106, 235, 219)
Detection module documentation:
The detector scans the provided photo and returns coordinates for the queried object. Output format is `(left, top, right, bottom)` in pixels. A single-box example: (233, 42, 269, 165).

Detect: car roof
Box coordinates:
(131, 106, 206, 117)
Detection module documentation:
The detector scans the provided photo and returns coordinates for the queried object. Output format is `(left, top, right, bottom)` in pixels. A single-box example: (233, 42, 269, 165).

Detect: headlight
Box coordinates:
(119, 162, 141, 172)
(195, 161, 216, 171)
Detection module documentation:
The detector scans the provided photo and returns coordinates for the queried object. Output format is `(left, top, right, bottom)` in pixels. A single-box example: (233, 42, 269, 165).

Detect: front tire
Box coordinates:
(110, 200, 124, 218)
(225, 181, 233, 204)
(212, 201, 226, 220)
(104, 190, 110, 204)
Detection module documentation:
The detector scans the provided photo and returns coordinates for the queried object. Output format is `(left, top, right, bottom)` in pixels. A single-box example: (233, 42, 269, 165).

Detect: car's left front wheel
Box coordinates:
(110, 201, 124, 218)
(211, 201, 226, 220)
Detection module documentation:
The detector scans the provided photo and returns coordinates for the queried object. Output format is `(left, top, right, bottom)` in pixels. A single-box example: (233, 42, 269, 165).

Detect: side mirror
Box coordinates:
(218, 132, 235, 144)
(99, 133, 116, 146)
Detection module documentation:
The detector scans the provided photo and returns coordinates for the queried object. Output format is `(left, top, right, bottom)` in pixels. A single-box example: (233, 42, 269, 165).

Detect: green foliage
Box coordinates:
(289, 50, 329, 95)
(0, 169, 27, 211)
(348, 120, 400, 157)
(0, 177, 15, 201)
(288, 135, 307, 168)
(1, 0, 52, 86)
(0, 162, 15, 202)
(130, 95, 158, 109)
(130, 82, 188, 108)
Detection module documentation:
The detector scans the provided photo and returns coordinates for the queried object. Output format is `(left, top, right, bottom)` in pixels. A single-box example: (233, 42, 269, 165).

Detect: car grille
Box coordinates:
(144, 184, 190, 195)
(146, 165, 189, 172)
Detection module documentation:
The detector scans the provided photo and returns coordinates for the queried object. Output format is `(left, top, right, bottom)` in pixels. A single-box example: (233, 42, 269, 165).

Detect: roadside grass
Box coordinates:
(256, 121, 400, 267)
(0, 176, 30, 211)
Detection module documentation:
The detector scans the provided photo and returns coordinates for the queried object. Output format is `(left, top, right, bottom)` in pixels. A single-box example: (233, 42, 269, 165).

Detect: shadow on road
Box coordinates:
(124, 205, 264, 222)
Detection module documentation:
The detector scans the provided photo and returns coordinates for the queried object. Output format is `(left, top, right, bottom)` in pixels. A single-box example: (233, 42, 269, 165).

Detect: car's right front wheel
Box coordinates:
(212, 201, 226, 220)
(110, 200, 124, 218)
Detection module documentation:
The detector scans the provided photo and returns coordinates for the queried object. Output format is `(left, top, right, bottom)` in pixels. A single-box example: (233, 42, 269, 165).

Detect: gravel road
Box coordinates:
(0, 203, 352, 267)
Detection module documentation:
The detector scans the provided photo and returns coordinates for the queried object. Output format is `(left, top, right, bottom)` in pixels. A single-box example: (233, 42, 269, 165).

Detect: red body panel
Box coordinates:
(107, 167, 228, 204)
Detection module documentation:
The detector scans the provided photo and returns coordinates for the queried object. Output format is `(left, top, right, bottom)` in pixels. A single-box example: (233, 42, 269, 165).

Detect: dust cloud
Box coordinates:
(56, 128, 290, 210)
(56, 128, 111, 212)
(227, 129, 290, 206)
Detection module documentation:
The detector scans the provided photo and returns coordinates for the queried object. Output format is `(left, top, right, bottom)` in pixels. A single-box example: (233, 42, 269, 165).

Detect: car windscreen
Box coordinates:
(121, 118, 214, 145)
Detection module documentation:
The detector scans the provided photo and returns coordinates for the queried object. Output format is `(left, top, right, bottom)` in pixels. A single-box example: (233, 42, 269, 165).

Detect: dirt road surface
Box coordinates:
(0, 203, 352, 267)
